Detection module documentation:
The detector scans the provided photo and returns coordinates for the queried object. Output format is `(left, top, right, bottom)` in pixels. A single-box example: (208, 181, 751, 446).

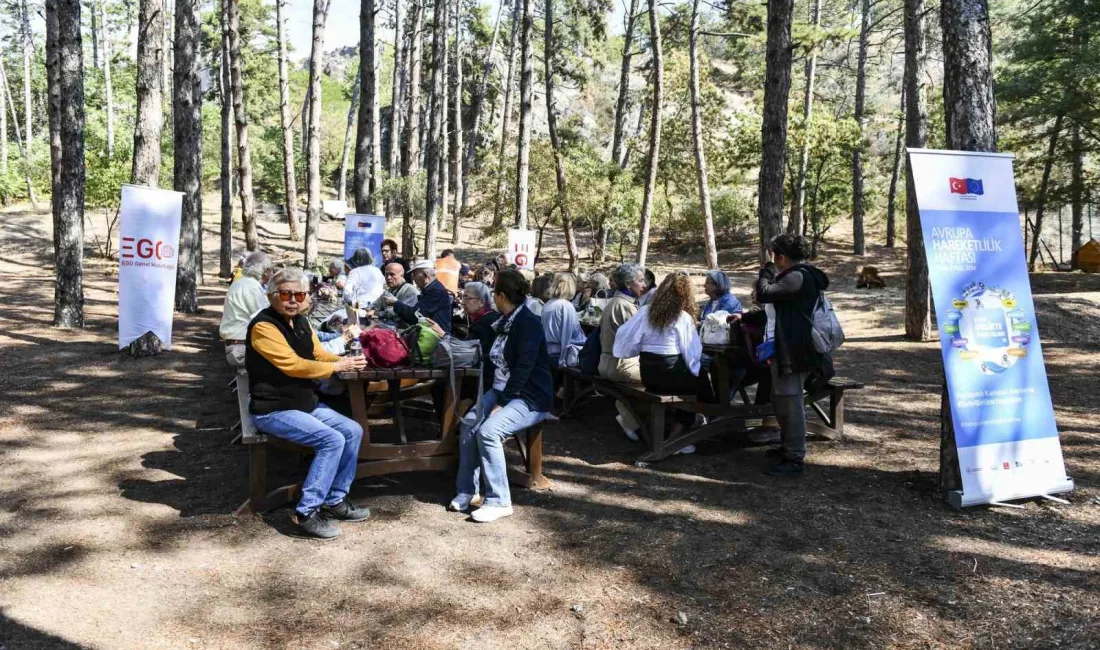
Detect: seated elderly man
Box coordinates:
(368, 261, 420, 328)
(384, 261, 453, 334)
(219, 251, 274, 367)
(247, 268, 370, 539)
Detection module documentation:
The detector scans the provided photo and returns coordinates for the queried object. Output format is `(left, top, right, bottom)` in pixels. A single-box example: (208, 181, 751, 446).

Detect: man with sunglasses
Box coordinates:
(246, 268, 371, 539)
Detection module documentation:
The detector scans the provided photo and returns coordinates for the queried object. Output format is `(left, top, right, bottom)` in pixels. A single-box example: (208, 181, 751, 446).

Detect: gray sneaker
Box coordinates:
(293, 510, 341, 539)
(320, 499, 372, 522)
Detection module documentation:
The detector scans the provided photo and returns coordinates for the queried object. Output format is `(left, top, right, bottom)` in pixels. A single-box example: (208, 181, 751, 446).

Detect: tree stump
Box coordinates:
(122, 331, 164, 357)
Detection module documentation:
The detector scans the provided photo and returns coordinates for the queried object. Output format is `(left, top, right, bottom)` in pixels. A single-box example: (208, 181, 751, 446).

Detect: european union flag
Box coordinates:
(966, 178, 984, 195)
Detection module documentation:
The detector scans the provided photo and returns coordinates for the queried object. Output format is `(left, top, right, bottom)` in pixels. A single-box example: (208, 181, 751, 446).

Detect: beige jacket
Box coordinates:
(597, 293, 642, 383)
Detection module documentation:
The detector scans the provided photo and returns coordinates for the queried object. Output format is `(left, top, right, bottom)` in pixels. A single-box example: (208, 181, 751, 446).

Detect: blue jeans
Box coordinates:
(456, 389, 547, 508)
(252, 404, 364, 516)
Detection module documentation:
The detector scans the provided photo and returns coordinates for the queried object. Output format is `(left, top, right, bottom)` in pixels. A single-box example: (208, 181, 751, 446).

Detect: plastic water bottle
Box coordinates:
(346, 337, 363, 357)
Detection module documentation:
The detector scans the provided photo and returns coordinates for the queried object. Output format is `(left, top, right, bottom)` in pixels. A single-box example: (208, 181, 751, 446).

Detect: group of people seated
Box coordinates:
(218, 233, 831, 538)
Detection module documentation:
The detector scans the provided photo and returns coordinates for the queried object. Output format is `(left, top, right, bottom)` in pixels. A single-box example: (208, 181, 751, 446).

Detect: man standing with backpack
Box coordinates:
(754, 234, 832, 477)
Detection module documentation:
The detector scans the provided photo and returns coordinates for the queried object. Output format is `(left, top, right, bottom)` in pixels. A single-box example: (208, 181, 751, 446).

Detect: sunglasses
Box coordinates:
(276, 290, 307, 302)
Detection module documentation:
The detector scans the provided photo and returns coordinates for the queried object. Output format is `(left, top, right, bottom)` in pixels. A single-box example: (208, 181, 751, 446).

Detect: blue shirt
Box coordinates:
(702, 292, 743, 318)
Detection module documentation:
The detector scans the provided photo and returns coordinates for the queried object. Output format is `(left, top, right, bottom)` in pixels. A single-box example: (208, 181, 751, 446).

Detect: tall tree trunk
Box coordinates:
(340, 69, 362, 203)
(941, 0, 996, 153)
(47, 0, 62, 222)
(885, 84, 905, 248)
(1071, 123, 1084, 269)
(369, 40, 382, 214)
(48, 0, 86, 327)
(512, 0, 533, 231)
(228, 0, 258, 250)
(903, 0, 930, 341)
(635, 0, 663, 267)
(102, 1, 115, 157)
(786, 0, 819, 237)
(440, 8, 450, 234)
(596, 0, 640, 264)
(276, 0, 301, 239)
(401, 0, 423, 255)
(758, 0, 795, 261)
(173, 0, 203, 312)
(131, 0, 164, 186)
(1, 61, 38, 206)
(0, 59, 6, 178)
(219, 0, 234, 278)
(22, 0, 33, 150)
(544, 0, 578, 272)
(689, 0, 717, 269)
(424, 0, 446, 259)
(851, 0, 870, 255)
(304, 0, 333, 268)
(90, 2, 100, 69)
(459, 0, 501, 217)
(355, 0, 378, 212)
(939, 0, 997, 497)
(491, 0, 521, 230)
(450, 0, 463, 242)
(163, 0, 173, 126)
(1028, 114, 1063, 271)
(386, 0, 406, 221)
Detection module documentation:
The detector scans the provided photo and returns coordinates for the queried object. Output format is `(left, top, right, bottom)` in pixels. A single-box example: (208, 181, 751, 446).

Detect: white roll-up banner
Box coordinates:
(507, 229, 536, 270)
(907, 148, 1073, 507)
(344, 214, 386, 264)
(118, 184, 184, 350)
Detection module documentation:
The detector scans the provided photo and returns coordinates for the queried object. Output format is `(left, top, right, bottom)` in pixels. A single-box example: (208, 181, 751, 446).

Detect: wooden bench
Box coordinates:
(235, 367, 550, 515)
(560, 367, 864, 463)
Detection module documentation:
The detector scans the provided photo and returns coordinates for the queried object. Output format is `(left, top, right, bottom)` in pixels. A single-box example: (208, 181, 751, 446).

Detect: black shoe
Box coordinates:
(321, 499, 372, 522)
(767, 460, 805, 476)
(293, 510, 341, 539)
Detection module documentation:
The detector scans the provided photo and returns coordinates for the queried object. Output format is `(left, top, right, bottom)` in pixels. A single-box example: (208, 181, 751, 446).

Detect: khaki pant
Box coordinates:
(225, 343, 246, 368)
(599, 353, 642, 432)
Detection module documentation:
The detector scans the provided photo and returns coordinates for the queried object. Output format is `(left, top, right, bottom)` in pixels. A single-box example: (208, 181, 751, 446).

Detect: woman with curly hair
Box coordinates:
(613, 272, 713, 447)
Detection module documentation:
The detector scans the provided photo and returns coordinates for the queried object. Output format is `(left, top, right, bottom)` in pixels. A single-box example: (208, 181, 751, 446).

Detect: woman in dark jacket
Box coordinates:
(754, 234, 829, 477)
(450, 270, 553, 523)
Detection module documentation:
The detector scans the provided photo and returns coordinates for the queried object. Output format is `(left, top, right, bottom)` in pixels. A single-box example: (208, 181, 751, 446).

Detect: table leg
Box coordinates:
(347, 379, 372, 447)
(647, 405, 666, 458)
(830, 389, 846, 437)
(714, 351, 731, 404)
(390, 379, 408, 444)
(248, 443, 267, 513)
(439, 375, 460, 451)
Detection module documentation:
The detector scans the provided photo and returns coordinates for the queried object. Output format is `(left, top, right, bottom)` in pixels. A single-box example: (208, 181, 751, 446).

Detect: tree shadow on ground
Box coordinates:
(0, 611, 91, 649)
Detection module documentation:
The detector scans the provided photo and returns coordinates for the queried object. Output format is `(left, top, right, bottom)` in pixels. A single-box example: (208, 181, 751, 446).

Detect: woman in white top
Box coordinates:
(541, 273, 587, 367)
(613, 272, 713, 439)
(342, 248, 385, 309)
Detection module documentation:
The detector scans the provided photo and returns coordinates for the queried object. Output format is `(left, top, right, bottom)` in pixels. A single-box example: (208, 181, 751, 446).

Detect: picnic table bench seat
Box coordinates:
(559, 366, 864, 464)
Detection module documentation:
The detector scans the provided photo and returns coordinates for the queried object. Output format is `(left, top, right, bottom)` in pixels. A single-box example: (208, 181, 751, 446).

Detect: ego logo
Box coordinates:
(121, 237, 176, 260)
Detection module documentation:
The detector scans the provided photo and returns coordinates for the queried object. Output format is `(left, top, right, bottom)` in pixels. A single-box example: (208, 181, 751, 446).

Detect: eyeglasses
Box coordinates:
(276, 290, 307, 302)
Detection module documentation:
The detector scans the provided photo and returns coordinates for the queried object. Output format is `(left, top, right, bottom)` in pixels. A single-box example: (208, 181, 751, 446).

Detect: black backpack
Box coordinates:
(578, 326, 602, 376)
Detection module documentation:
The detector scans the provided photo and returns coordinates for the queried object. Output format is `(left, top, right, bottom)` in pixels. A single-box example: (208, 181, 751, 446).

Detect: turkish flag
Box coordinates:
(949, 177, 968, 194)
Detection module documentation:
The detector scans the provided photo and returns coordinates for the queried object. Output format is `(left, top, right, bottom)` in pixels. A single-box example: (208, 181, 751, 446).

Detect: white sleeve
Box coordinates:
(342, 269, 358, 305)
(678, 312, 702, 375)
(612, 305, 647, 359)
(362, 267, 385, 305)
(244, 283, 268, 319)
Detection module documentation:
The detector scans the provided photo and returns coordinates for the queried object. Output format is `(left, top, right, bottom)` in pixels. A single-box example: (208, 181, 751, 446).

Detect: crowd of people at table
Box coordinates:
(219, 234, 832, 538)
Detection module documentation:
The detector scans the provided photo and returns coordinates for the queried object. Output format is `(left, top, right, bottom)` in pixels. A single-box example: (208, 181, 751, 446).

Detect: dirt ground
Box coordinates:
(1, 200, 1098, 650)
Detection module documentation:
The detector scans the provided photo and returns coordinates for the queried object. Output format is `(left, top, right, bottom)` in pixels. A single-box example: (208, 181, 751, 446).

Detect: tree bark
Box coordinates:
(544, 0, 578, 272)
(459, 0, 501, 217)
(341, 69, 362, 203)
(0, 58, 6, 178)
(491, 0, 521, 230)
(102, 1, 115, 157)
(163, 0, 173, 125)
(173, 0, 203, 312)
(47, 0, 61, 234)
(228, 0, 258, 250)
(450, 0, 463, 242)
(941, 0, 996, 154)
(386, 0, 406, 221)
(369, 39, 382, 215)
(440, 6, 450, 233)
(276, 0, 301, 240)
(90, 1, 100, 69)
(1071, 123, 1084, 269)
(903, 0, 930, 342)
(689, 0, 717, 270)
(354, 0, 379, 213)
(304, 0, 333, 268)
(851, 0, 870, 255)
(786, 0, 819, 238)
(132, 0, 164, 186)
(635, 0, 663, 267)
(1028, 114, 1063, 271)
(49, 0, 86, 327)
(21, 0, 33, 149)
(758, 0, 795, 262)
(424, 0, 446, 259)
(512, 0, 533, 231)
(401, 0, 424, 255)
(219, 0, 234, 278)
(886, 84, 905, 248)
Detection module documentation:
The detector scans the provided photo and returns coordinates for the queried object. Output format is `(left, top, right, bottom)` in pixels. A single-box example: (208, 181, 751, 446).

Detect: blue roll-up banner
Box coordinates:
(343, 214, 386, 265)
(908, 148, 1073, 507)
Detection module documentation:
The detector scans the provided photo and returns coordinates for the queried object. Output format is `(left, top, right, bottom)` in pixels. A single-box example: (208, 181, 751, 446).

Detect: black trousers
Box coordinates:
(639, 352, 715, 425)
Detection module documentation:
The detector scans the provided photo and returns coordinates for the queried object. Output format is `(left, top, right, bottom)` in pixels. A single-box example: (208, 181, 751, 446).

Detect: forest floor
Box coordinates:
(1, 198, 1099, 650)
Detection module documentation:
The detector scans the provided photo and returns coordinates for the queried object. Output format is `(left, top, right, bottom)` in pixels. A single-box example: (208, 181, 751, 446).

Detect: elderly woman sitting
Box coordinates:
(702, 270, 744, 318)
(573, 272, 611, 312)
(541, 273, 586, 368)
(450, 270, 553, 523)
(247, 268, 370, 540)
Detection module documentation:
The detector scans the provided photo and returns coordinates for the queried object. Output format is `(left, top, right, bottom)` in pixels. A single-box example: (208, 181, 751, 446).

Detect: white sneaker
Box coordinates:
(616, 415, 640, 442)
(471, 505, 514, 523)
(675, 444, 696, 455)
(449, 494, 477, 512)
